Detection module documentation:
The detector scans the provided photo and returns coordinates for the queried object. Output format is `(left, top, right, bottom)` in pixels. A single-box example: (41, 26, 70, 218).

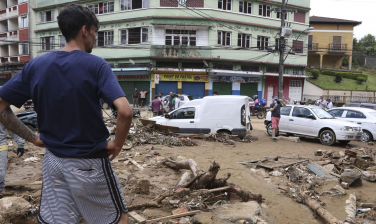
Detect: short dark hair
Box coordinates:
(154, 96, 159, 99)
(57, 4, 99, 42)
(213, 91, 218, 95)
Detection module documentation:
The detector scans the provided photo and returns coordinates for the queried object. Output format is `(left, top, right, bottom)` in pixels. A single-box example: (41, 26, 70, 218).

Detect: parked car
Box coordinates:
(345, 101, 376, 110)
(264, 105, 362, 145)
(148, 95, 252, 138)
(327, 107, 376, 142)
(16, 110, 38, 132)
(149, 94, 193, 112)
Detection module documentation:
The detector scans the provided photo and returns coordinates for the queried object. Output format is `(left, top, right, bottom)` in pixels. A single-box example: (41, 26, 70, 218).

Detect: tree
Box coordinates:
(358, 34, 376, 56)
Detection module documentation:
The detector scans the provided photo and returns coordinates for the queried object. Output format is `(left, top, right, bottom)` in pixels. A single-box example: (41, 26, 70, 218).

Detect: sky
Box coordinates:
(309, 0, 376, 40)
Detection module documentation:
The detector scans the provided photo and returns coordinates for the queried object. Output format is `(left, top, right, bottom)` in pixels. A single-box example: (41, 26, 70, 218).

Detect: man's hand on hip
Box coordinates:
(105, 141, 122, 161)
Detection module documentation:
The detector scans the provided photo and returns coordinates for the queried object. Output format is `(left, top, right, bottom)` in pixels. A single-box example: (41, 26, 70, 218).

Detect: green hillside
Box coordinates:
(307, 70, 376, 91)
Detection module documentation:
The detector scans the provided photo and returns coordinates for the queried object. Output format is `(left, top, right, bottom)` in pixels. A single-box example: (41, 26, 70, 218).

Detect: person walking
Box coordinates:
(132, 88, 139, 108)
(0, 121, 25, 197)
(151, 95, 163, 116)
(139, 89, 150, 107)
(0, 4, 132, 224)
(269, 96, 286, 142)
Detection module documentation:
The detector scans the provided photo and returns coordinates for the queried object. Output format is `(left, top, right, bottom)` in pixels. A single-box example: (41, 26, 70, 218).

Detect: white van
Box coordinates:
(148, 95, 252, 138)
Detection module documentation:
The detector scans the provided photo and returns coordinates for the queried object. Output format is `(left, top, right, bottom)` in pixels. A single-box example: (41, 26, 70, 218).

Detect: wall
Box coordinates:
(304, 81, 324, 96)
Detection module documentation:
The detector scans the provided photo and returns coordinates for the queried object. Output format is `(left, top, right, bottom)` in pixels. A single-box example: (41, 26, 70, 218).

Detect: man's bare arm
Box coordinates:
(0, 98, 44, 147)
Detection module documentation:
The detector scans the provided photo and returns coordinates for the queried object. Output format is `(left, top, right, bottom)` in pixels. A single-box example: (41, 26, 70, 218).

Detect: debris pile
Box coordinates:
(241, 146, 376, 224)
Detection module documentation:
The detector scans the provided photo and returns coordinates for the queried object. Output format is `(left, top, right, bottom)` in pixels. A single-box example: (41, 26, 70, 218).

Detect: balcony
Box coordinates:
(150, 45, 211, 58)
(328, 43, 347, 53)
(308, 43, 319, 51)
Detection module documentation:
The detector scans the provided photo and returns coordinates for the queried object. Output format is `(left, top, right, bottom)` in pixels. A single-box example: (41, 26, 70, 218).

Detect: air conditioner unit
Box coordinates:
(281, 27, 292, 38)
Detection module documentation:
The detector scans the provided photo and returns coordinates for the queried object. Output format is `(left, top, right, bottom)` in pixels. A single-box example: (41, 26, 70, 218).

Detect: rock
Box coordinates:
(339, 151, 345, 157)
(341, 182, 349, 189)
(213, 201, 262, 223)
(355, 158, 371, 170)
(270, 171, 283, 177)
(192, 212, 213, 224)
(331, 185, 346, 196)
(314, 150, 323, 156)
(345, 150, 357, 157)
(136, 180, 150, 194)
(332, 152, 341, 159)
(341, 169, 362, 186)
(367, 166, 376, 172)
(174, 188, 191, 198)
(361, 171, 376, 182)
(0, 197, 32, 223)
(179, 217, 190, 224)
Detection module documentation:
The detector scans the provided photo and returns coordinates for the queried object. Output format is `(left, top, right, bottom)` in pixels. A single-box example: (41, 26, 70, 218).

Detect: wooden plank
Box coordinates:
(128, 158, 144, 171)
(129, 211, 146, 223)
(146, 211, 200, 223)
(258, 158, 308, 170)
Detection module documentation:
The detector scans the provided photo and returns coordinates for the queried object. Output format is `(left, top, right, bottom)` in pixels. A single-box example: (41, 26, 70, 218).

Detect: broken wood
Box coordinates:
(300, 190, 342, 224)
(258, 158, 308, 170)
(128, 158, 144, 171)
(145, 211, 200, 223)
(129, 211, 146, 223)
(344, 194, 357, 224)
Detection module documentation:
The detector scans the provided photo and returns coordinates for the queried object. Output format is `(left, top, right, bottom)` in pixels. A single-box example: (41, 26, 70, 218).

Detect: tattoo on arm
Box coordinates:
(0, 107, 37, 142)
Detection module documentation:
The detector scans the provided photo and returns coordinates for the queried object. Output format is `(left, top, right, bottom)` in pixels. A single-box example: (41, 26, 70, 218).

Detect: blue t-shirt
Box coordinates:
(0, 50, 125, 158)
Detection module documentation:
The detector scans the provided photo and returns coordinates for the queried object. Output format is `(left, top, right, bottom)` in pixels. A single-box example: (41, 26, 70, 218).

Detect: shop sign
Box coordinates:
(116, 74, 150, 81)
(211, 76, 261, 83)
(158, 74, 209, 82)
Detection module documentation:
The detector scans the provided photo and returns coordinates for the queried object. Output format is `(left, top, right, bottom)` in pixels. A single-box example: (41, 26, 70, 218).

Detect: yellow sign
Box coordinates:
(155, 74, 209, 82)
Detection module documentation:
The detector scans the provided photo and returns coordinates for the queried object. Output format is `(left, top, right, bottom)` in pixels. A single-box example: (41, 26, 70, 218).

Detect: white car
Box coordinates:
(328, 107, 376, 142)
(264, 105, 362, 145)
(149, 95, 252, 138)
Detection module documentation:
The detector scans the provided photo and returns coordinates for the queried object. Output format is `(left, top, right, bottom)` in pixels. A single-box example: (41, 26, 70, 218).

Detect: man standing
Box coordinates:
(326, 99, 333, 109)
(139, 89, 150, 107)
(269, 96, 286, 142)
(0, 4, 132, 224)
(158, 92, 163, 100)
(317, 96, 328, 109)
(168, 92, 174, 110)
(151, 96, 163, 115)
(174, 94, 181, 109)
(0, 122, 25, 196)
(132, 88, 139, 108)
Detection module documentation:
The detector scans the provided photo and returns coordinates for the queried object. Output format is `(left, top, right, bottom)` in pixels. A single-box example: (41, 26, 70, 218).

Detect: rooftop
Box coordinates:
(310, 16, 362, 26)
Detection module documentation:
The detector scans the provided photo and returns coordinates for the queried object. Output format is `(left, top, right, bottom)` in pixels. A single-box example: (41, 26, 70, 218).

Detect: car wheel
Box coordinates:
(338, 140, 351, 145)
(266, 123, 278, 136)
(361, 130, 373, 142)
(217, 130, 231, 136)
(319, 130, 336, 146)
(257, 111, 265, 119)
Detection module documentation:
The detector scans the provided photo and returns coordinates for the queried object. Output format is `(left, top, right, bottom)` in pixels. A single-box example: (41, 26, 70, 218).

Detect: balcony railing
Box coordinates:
(329, 43, 347, 52)
(308, 43, 319, 51)
(150, 45, 211, 58)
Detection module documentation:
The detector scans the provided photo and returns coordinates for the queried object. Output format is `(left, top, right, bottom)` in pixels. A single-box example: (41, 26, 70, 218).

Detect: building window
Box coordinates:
(21, 15, 28, 28)
(165, 29, 196, 46)
(187, 0, 204, 7)
(59, 35, 66, 48)
(88, 1, 114, 15)
(40, 11, 54, 23)
(259, 5, 271, 17)
(292, 69, 303, 75)
(121, 28, 149, 45)
(257, 36, 269, 50)
(96, 31, 114, 46)
(160, 0, 178, 7)
(294, 11, 306, 23)
(21, 42, 28, 55)
(41, 37, 55, 51)
(239, 1, 251, 14)
(218, 0, 232, 11)
(218, 31, 231, 46)
(120, 0, 149, 10)
(238, 34, 251, 48)
(292, 40, 303, 53)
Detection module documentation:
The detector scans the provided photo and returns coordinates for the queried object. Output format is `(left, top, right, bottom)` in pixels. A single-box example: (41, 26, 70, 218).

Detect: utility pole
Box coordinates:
(278, 0, 287, 99)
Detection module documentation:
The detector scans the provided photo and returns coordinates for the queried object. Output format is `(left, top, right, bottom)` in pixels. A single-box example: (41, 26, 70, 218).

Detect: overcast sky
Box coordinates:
(309, 0, 375, 40)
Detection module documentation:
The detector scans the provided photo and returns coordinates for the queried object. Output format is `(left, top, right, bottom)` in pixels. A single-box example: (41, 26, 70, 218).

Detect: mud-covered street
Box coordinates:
(1, 109, 376, 224)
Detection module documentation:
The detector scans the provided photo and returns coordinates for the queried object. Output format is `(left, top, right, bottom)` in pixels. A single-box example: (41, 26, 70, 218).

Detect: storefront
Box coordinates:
(264, 76, 306, 105)
(152, 72, 209, 99)
(114, 71, 151, 106)
(209, 75, 262, 98)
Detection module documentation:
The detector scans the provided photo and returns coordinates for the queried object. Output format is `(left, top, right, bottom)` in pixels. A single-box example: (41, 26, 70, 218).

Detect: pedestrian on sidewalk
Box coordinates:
(269, 96, 286, 142)
(0, 4, 132, 224)
(132, 88, 139, 108)
(0, 119, 25, 196)
(139, 89, 150, 107)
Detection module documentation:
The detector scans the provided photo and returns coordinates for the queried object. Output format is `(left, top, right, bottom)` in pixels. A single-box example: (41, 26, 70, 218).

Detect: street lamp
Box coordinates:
(284, 27, 314, 62)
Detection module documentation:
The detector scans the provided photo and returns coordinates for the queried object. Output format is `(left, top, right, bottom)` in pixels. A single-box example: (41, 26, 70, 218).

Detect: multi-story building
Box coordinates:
(32, 0, 311, 105)
(0, 0, 29, 86)
(308, 16, 361, 71)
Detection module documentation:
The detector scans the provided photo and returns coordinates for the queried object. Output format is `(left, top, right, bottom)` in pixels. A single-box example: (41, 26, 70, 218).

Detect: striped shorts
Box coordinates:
(38, 150, 128, 224)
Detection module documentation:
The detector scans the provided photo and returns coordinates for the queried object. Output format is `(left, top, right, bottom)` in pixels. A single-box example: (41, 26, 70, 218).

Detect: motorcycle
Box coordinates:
(249, 104, 269, 119)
